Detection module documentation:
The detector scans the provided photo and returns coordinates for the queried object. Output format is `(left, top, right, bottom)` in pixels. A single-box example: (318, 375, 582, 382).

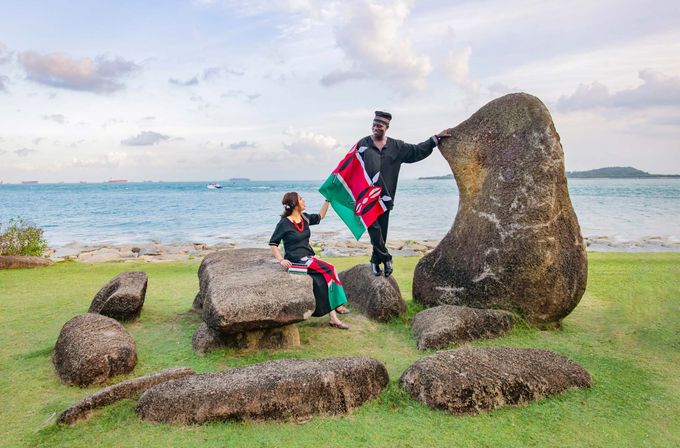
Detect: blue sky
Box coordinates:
(1, 0, 679, 182)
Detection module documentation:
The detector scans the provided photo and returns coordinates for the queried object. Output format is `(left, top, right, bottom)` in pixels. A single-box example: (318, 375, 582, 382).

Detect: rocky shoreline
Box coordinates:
(42, 236, 680, 263)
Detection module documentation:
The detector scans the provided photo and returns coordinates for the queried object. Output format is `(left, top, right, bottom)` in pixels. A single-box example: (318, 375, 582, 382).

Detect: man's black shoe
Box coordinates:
(371, 262, 382, 276)
(384, 260, 394, 277)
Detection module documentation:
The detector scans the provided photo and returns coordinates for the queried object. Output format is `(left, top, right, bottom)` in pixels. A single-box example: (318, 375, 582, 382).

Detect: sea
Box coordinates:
(1, 178, 679, 251)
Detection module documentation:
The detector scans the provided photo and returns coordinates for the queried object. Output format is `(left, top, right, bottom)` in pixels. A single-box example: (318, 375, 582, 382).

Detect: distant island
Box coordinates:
(419, 167, 680, 180)
(229, 177, 251, 182)
(418, 174, 454, 180)
(566, 167, 680, 179)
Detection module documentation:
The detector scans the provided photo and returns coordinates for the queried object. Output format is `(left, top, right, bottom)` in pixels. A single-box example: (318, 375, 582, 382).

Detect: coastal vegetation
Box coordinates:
(0, 216, 48, 257)
(566, 166, 680, 178)
(1, 253, 679, 447)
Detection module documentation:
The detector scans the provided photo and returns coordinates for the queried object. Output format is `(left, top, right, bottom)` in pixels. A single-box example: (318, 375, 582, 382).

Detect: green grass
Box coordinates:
(1, 253, 679, 447)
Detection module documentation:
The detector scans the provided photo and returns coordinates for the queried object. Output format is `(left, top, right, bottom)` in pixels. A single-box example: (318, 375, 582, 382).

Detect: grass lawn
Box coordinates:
(1, 253, 679, 447)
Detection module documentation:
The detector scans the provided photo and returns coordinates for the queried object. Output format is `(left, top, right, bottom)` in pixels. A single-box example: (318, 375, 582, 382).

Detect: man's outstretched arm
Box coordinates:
(400, 130, 451, 164)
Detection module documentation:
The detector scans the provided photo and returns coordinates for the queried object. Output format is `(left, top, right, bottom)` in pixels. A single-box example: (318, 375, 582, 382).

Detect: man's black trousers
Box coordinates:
(368, 210, 391, 263)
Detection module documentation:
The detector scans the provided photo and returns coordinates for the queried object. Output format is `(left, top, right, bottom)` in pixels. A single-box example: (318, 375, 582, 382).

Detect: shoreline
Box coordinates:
(44, 236, 680, 263)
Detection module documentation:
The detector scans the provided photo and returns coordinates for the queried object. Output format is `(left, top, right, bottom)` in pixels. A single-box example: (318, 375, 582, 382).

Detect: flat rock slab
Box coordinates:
(400, 347, 592, 414)
(89, 271, 148, 321)
(0, 255, 53, 269)
(338, 264, 405, 322)
(413, 93, 588, 326)
(192, 322, 300, 354)
(136, 357, 389, 424)
(198, 249, 315, 332)
(412, 305, 514, 350)
(53, 313, 137, 387)
(58, 367, 195, 425)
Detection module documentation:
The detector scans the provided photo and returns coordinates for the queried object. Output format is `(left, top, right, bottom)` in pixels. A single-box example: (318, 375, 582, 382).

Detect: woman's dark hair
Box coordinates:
(280, 192, 300, 218)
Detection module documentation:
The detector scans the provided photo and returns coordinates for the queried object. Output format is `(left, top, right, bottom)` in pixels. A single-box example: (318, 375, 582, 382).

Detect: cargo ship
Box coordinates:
(22, 180, 39, 184)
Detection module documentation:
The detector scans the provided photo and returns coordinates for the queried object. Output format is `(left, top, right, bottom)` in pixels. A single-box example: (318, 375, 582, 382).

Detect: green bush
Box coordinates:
(0, 216, 49, 257)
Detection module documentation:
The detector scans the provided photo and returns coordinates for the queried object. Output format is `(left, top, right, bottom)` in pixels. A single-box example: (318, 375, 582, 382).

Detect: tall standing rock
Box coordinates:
(413, 93, 587, 326)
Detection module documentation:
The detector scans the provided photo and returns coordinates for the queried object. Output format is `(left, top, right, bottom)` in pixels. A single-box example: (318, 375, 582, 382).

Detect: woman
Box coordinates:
(269, 192, 350, 330)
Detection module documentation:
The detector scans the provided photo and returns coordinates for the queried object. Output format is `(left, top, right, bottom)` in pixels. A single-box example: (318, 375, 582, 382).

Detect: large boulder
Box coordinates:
(57, 367, 195, 425)
(191, 322, 300, 354)
(136, 357, 389, 424)
(0, 255, 53, 269)
(198, 249, 315, 333)
(413, 93, 587, 326)
(338, 264, 406, 322)
(411, 305, 514, 350)
(88, 271, 148, 321)
(399, 347, 592, 414)
(52, 313, 137, 386)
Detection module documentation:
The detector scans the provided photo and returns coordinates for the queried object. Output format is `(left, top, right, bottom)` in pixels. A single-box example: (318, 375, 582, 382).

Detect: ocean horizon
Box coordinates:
(2, 178, 679, 252)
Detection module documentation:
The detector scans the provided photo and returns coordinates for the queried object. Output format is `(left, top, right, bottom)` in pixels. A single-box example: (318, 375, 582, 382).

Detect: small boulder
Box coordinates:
(399, 347, 592, 414)
(136, 357, 389, 424)
(198, 249, 315, 333)
(0, 255, 53, 269)
(88, 271, 148, 321)
(53, 313, 137, 387)
(338, 264, 406, 322)
(412, 305, 514, 350)
(191, 322, 300, 354)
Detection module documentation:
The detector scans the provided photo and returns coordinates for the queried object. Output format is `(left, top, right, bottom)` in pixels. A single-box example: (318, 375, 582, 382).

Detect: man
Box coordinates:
(358, 111, 449, 277)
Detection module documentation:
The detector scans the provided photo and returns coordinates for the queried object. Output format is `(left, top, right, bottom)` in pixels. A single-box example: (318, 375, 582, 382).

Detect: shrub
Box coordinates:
(0, 216, 49, 257)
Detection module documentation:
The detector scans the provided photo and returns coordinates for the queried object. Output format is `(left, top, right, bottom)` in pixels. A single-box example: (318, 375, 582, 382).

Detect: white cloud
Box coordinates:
(169, 76, 199, 87)
(121, 131, 170, 146)
(0, 41, 11, 64)
(42, 114, 66, 124)
(72, 151, 128, 167)
(15, 148, 36, 157)
(229, 140, 257, 149)
(282, 127, 341, 161)
(0, 75, 8, 92)
(443, 45, 479, 95)
(558, 69, 680, 111)
(18, 51, 139, 93)
(325, 0, 432, 92)
(202, 66, 244, 79)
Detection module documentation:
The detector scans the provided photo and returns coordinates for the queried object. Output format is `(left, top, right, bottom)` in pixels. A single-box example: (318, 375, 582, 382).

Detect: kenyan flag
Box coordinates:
(319, 142, 387, 240)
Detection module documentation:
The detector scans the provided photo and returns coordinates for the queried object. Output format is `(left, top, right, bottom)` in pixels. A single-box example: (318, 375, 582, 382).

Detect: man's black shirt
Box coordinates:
(357, 135, 437, 210)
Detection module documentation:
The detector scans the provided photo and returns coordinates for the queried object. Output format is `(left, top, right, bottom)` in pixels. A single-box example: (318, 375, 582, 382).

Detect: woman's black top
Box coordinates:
(269, 213, 321, 263)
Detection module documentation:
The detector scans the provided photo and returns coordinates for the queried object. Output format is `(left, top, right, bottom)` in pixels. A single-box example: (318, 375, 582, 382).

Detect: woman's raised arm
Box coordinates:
(319, 199, 330, 220)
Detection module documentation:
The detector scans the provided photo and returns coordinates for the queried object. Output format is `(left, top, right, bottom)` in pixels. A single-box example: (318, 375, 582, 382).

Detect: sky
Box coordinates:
(0, 0, 679, 182)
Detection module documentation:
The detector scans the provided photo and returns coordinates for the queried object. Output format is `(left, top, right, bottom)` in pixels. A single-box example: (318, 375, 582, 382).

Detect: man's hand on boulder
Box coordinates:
(280, 259, 292, 270)
(435, 130, 451, 146)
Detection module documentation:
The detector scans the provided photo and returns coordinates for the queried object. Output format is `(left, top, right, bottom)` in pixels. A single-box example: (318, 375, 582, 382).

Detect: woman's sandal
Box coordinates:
(335, 306, 351, 314)
(329, 321, 350, 330)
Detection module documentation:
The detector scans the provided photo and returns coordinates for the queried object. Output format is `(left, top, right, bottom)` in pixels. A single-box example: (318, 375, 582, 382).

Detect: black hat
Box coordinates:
(373, 111, 392, 126)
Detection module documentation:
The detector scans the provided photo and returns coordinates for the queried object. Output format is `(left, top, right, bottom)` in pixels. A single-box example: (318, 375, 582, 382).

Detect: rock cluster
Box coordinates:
(413, 93, 588, 326)
(399, 347, 592, 414)
(338, 264, 406, 322)
(52, 313, 137, 386)
(136, 357, 389, 423)
(411, 305, 514, 350)
(88, 271, 148, 321)
(192, 249, 315, 352)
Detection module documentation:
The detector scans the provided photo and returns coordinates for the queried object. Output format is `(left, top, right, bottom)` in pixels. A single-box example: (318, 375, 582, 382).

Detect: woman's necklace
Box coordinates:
(292, 218, 305, 233)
